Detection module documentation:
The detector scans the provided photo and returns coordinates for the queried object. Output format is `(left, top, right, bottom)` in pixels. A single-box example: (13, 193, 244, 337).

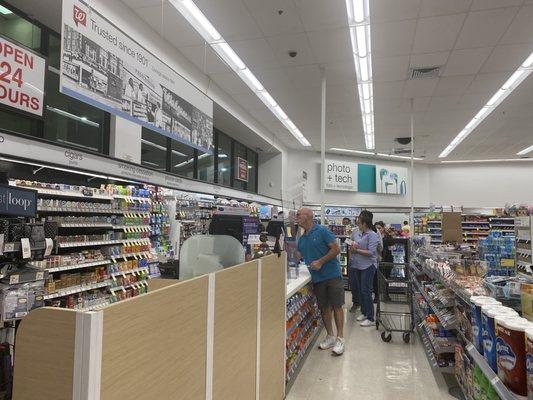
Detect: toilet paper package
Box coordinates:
(496, 316, 530, 398)
(471, 296, 501, 354)
(482, 305, 518, 372)
(526, 328, 533, 400)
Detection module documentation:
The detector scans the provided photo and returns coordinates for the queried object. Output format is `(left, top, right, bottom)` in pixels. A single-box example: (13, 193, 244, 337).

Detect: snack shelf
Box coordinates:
(286, 317, 317, 355)
(110, 267, 149, 278)
(286, 305, 314, 338)
(413, 278, 456, 330)
(40, 259, 111, 273)
(416, 324, 455, 374)
(415, 260, 472, 305)
(286, 325, 321, 384)
(465, 342, 517, 400)
(420, 321, 457, 354)
(43, 280, 112, 300)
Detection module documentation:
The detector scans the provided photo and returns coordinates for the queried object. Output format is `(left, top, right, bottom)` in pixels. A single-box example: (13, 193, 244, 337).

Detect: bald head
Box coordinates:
(296, 207, 314, 231)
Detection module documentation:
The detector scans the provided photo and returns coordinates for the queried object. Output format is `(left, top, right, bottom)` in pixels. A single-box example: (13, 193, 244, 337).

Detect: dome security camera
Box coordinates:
(288, 51, 298, 58)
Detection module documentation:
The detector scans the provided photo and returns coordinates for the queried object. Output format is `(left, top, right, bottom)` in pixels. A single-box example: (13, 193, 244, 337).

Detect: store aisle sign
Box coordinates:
(0, 185, 37, 217)
(324, 159, 358, 192)
(375, 165, 408, 195)
(237, 157, 249, 182)
(60, 0, 214, 153)
(0, 35, 46, 116)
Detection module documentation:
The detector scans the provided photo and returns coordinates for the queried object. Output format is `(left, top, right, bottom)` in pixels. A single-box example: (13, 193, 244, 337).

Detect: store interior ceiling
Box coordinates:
(9, 0, 533, 162)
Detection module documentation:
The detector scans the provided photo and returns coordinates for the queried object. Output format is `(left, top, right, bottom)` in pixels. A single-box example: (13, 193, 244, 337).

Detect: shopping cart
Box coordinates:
(376, 262, 414, 343)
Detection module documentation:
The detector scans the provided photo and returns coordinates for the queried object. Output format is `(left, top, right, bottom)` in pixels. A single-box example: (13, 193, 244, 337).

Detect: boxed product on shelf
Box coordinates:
(0, 280, 45, 320)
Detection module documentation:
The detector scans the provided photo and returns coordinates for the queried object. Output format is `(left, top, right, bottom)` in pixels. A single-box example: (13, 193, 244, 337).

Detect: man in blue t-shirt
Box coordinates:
(296, 208, 345, 356)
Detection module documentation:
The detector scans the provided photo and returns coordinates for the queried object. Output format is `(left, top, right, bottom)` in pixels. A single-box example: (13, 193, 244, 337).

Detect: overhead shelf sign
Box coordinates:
(0, 34, 46, 116)
(60, 0, 214, 153)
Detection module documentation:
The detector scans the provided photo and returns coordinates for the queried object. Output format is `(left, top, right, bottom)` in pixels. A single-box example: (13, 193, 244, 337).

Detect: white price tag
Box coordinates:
(36, 272, 44, 280)
(9, 274, 19, 285)
(21, 238, 31, 259)
(44, 238, 54, 257)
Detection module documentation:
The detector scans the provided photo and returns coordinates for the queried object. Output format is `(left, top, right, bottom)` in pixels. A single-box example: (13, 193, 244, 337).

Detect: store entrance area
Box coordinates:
(287, 301, 454, 400)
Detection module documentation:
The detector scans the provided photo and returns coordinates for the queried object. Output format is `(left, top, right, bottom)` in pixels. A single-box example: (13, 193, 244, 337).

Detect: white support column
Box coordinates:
(255, 259, 262, 400)
(409, 98, 415, 233)
(205, 273, 216, 400)
(320, 67, 326, 224)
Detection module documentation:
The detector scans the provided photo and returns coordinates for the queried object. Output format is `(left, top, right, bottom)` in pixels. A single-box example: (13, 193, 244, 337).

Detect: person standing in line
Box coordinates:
(373, 221, 385, 303)
(348, 218, 360, 313)
(350, 210, 380, 327)
(295, 208, 345, 356)
(381, 226, 396, 263)
(401, 220, 411, 237)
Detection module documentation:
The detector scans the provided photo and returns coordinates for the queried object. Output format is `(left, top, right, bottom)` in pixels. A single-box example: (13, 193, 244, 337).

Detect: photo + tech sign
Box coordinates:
(324, 159, 358, 192)
(0, 35, 46, 116)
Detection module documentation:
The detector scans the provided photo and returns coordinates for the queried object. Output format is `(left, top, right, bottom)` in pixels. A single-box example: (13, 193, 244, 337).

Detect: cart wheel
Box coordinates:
(375, 320, 379, 330)
(381, 331, 392, 343)
(403, 333, 411, 344)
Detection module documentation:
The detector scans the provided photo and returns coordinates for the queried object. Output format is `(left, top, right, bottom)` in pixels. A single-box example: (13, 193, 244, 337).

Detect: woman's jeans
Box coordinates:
(348, 267, 359, 306)
(355, 266, 377, 322)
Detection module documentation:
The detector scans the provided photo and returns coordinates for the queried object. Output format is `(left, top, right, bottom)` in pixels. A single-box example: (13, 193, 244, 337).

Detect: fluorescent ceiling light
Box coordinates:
(517, 145, 533, 156)
(46, 106, 99, 128)
(170, 0, 311, 147)
(0, 5, 12, 15)
(219, 153, 228, 159)
(141, 139, 167, 152)
(442, 158, 533, 164)
(345, 0, 374, 150)
(142, 161, 160, 167)
(329, 148, 422, 160)
(439, 51, 533, 158)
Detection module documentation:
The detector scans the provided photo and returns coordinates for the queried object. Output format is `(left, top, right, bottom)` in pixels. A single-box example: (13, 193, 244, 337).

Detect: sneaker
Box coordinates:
(332, 338, 345, 356)
(356, 314, 366, 322)
(318, 335, 337, 350)
(360, 319, 375, 327)
(349, 305, 359, 313)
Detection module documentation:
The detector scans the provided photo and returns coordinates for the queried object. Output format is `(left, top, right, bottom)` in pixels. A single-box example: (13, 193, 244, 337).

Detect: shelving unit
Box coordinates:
(516, 216, 533, 275)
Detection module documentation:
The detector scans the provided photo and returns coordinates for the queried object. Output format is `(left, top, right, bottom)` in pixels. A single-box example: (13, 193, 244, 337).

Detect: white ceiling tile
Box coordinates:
(209, 72, 252, 95)
(499, 5, 533, 44)
(325, 62, 357, 86)
(134, 4, 204, 48)
(373, 56, 411, 82)
(428, 96, 463, 111)
(370, 0, 421, 23)
(481, 44, 533, 73)
(374, 81, 406, 99)
(178, 45, 232, 74)
(402, 78, 438, 98)
(410, 52, 450, 68)
(229, 38, 281, 69)
(464, 72, 509, 95)
(283, 65, 321, 89)
(412, 14, 467, 54)
(242, 0, 304, 36)
(293, 0, 348, 32)
(471, 0, 523, 10)
(231, 92, 269, 112)
(434, 75, 475, 96)
(457, 93, 487, 110)
(372, 20, 417, 57)
(195, 0, 263, 41)
(327, 85, 358, 105)
(419, 0, 472, 17)
(122, 0, 164, 8)
(455, 7, 519, 49)
(442, 47, 493, 76)
(266, 33, 317, 66)
(253, 68, 291, 91)
(306, 28, 352, 65)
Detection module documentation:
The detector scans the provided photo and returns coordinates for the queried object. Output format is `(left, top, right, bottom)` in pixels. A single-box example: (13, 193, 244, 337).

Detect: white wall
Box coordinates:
(286, 150, 431, 208)
(109, 116, 142, 163)
(429, 163, 533, 208)
(258, 152, 282, 199)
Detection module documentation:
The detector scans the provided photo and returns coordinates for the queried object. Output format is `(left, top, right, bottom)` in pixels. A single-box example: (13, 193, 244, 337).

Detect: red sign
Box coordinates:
(73, 5, 87, 27)
(237, 157, 249, 182)
(0, 36, 45, 116)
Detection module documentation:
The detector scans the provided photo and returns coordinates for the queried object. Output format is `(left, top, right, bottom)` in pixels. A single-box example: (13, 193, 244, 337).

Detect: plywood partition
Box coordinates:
(213, 260, 259, 400)
(13, 308, 78, 400)
(259, 254, 286, 400)
(148, 277, 179, 291)
(100, 276, 209, 400)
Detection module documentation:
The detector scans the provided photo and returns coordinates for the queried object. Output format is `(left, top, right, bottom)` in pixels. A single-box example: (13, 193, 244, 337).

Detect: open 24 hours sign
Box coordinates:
(0, 35, 46, 116)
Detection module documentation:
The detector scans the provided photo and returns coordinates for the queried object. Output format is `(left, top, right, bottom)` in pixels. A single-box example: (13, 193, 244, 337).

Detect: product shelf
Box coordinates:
(413, 278, 456, 330)
(113, 225, 152, 231)
(111, 251, 152, 261)
(286, 325, 322, 384)
(110, 267, 149, 278)
(110, 279, 149, 293)
(21, 187, 113, 200)
(420, 321, 457, 354)
(58, 223, 114, 228)
(57, 238, 151, 249)
(465, 342, 517, 400)
(416, 324, 455, 373)
(39, 259, 111, 273)
(112, 194, 151, 202)
(43, 280, 111, 300)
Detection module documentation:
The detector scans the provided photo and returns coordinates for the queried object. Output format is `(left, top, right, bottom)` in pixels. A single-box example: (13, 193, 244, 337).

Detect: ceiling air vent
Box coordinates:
(408, 66, 440, 80)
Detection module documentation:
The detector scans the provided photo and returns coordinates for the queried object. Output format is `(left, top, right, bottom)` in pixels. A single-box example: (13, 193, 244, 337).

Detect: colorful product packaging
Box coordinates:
(482, 305, 518, 372)
(526, 327, 533, 400)
(471, 296, 501, 354)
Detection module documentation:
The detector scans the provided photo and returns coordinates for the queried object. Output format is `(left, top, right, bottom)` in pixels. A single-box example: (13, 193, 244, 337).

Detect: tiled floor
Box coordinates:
(285, 307, 457, 400)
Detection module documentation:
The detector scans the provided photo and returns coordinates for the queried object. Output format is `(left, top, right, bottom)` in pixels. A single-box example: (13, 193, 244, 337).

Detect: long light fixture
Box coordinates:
(517, 145, 533, 156)
(439, 52, 533, 158)
(169, 0, 311, 147)
(442, 158, 533, 164)
(345, 0, 374, 150)
(0, 5, 12, 15)
(329, 148, 423, 161)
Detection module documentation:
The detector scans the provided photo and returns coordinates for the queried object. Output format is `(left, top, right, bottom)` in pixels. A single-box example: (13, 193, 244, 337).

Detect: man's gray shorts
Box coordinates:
(313, 277, 345, 310)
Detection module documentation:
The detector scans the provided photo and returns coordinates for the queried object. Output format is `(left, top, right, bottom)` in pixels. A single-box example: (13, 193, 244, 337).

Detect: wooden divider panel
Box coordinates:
(13, 308, 77, 400)
(213, 261, 258, 400)
(259, 254, 286, 400)
(101, 276, 208, 400)
(148, 278, 179, 291)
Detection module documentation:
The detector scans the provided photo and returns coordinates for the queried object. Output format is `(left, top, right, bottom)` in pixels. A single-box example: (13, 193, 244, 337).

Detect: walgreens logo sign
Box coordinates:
(73, 5, 87, 27)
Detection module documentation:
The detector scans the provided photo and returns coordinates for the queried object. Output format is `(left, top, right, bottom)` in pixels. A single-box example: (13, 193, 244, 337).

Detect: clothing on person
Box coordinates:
(348, 267, 359, 306)
(297, 224, 342, 283)
(350, 229, 380, 270)
(382, 235, 395, 263)
(314, 277, 345, 310)
(355, 266, 377, 322)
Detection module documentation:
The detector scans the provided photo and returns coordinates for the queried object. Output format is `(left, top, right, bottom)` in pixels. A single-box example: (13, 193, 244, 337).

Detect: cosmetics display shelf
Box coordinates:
(464, 342, 516, 400)
(43, 280, 112, 300)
